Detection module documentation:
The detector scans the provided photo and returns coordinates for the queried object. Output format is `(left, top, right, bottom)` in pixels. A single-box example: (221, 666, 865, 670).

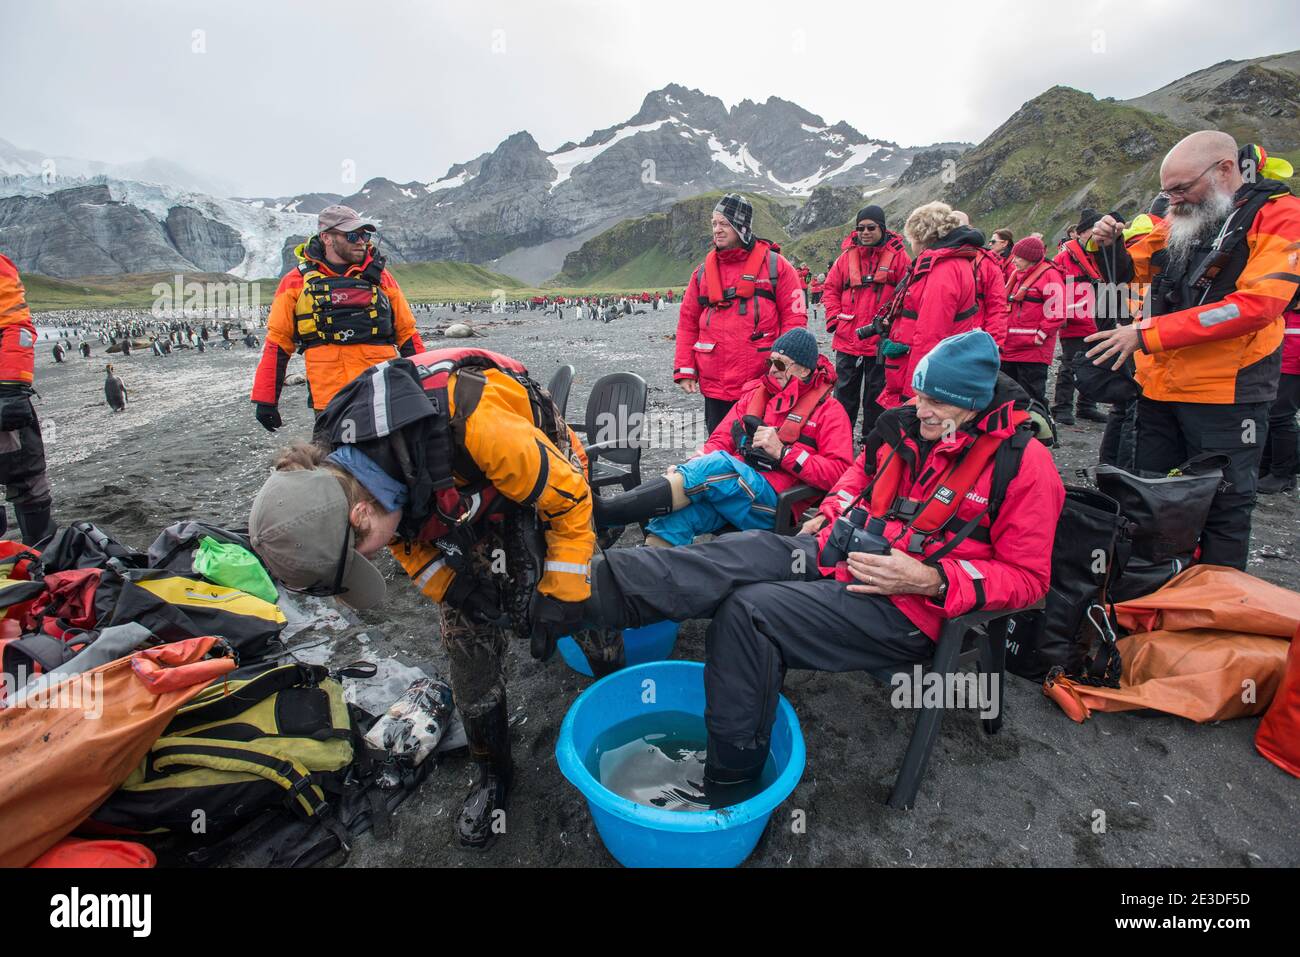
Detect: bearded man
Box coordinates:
(1087, 131, 1300, 569)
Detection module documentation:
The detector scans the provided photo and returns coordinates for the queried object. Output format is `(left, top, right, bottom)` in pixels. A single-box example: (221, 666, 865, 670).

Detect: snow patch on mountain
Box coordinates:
(547, 119, 668, 192)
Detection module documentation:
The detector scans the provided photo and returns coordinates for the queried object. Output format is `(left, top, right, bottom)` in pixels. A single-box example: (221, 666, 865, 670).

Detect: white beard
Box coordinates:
(1165, 186, 1234, 265)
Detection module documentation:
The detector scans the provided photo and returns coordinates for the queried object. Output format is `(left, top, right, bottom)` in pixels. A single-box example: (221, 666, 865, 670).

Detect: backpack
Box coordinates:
(1004, 486, 1129, 685)
(90, 660, 361, 840)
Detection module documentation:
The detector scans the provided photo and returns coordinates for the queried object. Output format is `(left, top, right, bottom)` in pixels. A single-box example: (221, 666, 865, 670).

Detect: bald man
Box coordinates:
(1086, 130, 1300, 569)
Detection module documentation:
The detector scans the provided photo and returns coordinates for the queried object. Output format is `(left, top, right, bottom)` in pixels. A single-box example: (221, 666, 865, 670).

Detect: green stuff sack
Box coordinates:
(880, 338, 911, 358)
(192, 536, 278, 604)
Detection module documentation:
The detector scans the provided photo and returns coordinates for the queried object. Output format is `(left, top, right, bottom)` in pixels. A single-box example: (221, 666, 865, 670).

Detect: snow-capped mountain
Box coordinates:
(0, 85, 928, 280)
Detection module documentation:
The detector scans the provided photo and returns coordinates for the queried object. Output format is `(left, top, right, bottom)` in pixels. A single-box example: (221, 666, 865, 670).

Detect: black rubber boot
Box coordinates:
(14, 501, 55, 548)
(572, 627, 626, 678)
(1076, 405, 1108, 423)
(592, 477, 675, 529)
(1258, 473, 1297, 495)
(457, 698, 513, 850)
(703, 737, 768, 808)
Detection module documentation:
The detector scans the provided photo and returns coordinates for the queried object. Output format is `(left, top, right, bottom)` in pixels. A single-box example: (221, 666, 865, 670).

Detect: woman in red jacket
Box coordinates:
(598, 329, 852, 545)
(674, 194, 808, 433)
(822, 205, 911, 441)
(581, 331, 1064, 786)
(876, 202, 1008, 409)
(999, 236, 1067, 408)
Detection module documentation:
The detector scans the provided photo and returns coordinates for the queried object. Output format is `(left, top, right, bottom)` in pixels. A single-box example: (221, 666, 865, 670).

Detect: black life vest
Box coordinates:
(1149, 178, 1293, 317)
(293, 249, 395, 349)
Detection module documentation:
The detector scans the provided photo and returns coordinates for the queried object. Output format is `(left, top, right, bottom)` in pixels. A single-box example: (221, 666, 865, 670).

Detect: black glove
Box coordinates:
(0, 397, 35, 432)
(529, 592, 584, 662)
(461, 583, 506, 627)
(255, 403, 283, 432)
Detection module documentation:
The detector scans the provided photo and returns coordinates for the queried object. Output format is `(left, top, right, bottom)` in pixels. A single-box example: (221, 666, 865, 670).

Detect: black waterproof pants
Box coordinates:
(1099, 399, 1138, 469)
(1000, 361, 1049, 410)
(835, 351, 886, 441)
(1134, 396, 1269, 570)
(1261, 373, 1300, 478)
(704, 396, 733, 436)
(599, 530, 932, 769)
(1053, 337, 1099, 415)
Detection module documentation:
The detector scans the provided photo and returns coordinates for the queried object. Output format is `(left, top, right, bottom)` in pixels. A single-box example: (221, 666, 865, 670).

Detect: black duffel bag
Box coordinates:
(1096, 454, 1226, 603)
(1069, 350, 1139, 405)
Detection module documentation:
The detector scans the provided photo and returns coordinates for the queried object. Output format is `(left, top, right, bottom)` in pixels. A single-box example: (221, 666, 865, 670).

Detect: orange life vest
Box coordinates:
(698, 241, 779, 314)
(844, 243, 898, 290)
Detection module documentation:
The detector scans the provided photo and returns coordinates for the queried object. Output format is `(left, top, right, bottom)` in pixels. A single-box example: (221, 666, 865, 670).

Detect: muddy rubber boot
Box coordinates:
(457, 699, 513, 850)
(572, 627, 626, 678)
(14, 501, 55, 548)
(592, 477, 675, 529)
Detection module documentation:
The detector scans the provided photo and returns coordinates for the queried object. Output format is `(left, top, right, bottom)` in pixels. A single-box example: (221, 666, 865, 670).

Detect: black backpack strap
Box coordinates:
(5, 633, 79, 672)
(165, 663, 326, 733)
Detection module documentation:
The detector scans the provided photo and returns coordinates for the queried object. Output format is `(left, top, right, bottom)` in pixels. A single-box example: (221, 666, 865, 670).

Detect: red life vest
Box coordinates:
(1061, 239, 1103, 282)
(697, 240, 779, 314)
(844, 242, 898, 290)
(743, 377, 834, 444)
(1007, 260, 1053, 304)
(864, 408, 1030, 553)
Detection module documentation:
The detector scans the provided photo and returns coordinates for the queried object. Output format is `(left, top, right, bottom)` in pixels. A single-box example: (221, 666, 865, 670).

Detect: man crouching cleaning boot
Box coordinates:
(249, 348, 622, 848)
(579, 331, 1063, 790)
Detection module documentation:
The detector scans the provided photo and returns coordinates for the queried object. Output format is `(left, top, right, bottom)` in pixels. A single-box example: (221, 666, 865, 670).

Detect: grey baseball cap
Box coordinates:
(317, 204, 375, 234)
(249, 470, 386, 609)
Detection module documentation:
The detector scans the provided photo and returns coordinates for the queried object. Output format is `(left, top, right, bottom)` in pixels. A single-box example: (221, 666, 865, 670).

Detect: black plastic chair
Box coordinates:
(772, 483, 818, 536)
(545, 364, 575, 420)
(568, 372, 647, 494)
(869, 598, 1045, 810)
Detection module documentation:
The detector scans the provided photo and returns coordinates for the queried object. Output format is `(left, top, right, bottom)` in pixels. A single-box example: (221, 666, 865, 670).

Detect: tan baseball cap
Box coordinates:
(317, 205, 375, 234)
(249, 470, 386, 609)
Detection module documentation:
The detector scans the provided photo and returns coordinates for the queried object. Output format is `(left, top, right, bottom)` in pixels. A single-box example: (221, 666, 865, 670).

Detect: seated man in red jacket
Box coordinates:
(595, 328, 852, 546)
(582, 330, 1063, 784)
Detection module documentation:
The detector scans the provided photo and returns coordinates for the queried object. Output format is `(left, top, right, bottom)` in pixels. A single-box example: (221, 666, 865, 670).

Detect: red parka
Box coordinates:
(1052, 239, 1101, 338)
(1283, 309, 1300, 376)
(701, 354, 853, 499)
(675, 243, 808, 401)
(1001, 261, 1068, 364)
(816, 384, 1064, 640)
(822, 232, 911, 357)
(878, 227, 1008, 408)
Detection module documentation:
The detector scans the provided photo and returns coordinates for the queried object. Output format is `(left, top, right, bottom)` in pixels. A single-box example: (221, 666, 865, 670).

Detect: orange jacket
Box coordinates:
(1125, 191, 1300, 403)
(387, 366, 594, 604)
(0, 255, 36, 388)
(251, 240, 423, 410)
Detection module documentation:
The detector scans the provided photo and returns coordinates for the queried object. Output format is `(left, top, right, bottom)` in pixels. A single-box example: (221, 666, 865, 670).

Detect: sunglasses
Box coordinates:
(767, 356, 789, 373)
(330, 229, 372, 244)
(855, 223, 880, 232)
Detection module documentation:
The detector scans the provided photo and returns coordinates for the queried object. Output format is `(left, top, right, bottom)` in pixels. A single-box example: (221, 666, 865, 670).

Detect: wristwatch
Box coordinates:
(933, 568, 949, 603)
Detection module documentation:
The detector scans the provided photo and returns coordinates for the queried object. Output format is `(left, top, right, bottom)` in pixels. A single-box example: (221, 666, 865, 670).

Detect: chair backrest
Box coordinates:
(584, 372, 647, 465)
(546, 364, 575, 419)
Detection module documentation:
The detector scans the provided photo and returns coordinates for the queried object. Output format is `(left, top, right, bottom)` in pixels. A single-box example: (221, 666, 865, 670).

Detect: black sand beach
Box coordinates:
(31, 306, 1300, 867)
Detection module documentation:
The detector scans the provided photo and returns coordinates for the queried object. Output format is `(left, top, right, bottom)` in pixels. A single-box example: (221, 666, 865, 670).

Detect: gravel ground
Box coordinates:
(29, 305, 1300, 868)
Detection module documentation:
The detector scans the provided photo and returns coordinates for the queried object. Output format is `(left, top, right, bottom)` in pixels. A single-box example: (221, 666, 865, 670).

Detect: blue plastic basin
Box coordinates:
(556, 620, 679, 677)
(556, 660, 805, 868)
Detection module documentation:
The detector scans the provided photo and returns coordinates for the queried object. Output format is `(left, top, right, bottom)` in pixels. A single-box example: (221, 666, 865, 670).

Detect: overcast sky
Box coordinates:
(8, 0, 1300, 197)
